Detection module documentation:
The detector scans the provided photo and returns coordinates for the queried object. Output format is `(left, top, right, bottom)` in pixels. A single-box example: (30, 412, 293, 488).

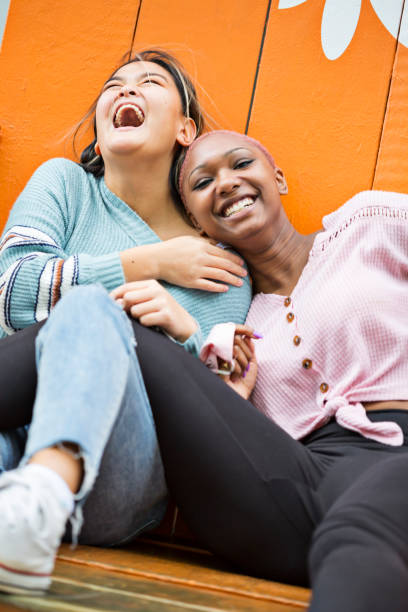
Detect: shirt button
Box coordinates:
(284, 297, 291, 307)
(320, 382, 329, 393)
(293, 335, 301, 346)
(286, 312, 295, 323)
(302, 358, 312, 370)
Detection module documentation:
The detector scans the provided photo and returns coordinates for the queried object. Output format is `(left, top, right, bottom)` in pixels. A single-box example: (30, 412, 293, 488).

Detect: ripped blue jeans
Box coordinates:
(0, 285, 168, 545)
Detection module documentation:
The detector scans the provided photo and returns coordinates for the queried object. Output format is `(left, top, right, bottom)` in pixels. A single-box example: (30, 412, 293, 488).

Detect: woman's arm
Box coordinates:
(0, 159, 125, 335)
(120, 236, 247, 293)
(0, 160, 247, 336)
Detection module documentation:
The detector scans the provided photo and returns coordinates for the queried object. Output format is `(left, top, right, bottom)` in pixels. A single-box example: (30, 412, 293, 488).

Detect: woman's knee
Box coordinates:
(311, 454, 408, 573)
(46, 284, 113, 324)
(309, 500, 408, 580)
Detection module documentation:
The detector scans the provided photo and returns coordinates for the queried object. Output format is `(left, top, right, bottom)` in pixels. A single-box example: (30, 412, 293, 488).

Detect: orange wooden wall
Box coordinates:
(1, 0, 408, 233)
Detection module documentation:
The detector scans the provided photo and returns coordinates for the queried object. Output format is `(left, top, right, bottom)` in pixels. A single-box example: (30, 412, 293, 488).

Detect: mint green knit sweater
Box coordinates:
(0, 159, 251, 350)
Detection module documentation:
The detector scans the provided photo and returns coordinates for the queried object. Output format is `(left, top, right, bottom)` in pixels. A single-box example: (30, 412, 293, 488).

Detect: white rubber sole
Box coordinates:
(0, 563, 50, 595)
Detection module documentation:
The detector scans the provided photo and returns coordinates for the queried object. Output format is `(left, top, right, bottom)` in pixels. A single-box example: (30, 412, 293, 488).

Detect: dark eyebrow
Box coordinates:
(189, 147, 253, 179)
(103, 71, 168, 87)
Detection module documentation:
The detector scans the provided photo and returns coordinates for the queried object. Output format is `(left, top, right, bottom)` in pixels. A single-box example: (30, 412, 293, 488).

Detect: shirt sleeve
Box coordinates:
(162, 322, 204, 358)
(199, 322, 236, 372)
(0, 159, 124, 335)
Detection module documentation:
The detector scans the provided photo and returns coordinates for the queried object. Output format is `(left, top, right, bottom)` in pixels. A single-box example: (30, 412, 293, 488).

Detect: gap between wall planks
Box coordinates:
(130, 0, 271, 139)
(128, 0, 269, 136)
(373, 1, 408, 193)
(246, 0, 402, 233)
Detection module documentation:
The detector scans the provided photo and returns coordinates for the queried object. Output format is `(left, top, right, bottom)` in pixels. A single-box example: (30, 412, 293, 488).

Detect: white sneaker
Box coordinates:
(0, 465, 72, 594)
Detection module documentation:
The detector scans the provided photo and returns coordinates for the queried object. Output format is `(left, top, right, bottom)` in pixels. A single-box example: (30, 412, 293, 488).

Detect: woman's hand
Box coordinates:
(228, 325, 257, 381)
(221, 325, 259, 400)
(111, 280, 198, 343)
(225, 350, 258, 400)
(121, 237, 247, 293)
(156, 236, 247, 292)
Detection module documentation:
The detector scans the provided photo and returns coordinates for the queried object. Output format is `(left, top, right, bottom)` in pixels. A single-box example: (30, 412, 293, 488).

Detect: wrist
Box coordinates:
(153, 242, 166, 281)
(144, 243, 161, 280)
(120, 244, 161, 282)
(174, 319, 198, 343)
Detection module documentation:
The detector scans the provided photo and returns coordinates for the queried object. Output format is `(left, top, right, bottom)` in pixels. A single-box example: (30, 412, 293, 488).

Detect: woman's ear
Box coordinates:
(274, 167, 288, 195)
(185, 208, 207, 236)
(95, 142, 101, 156)
(176, 117, 197, 147)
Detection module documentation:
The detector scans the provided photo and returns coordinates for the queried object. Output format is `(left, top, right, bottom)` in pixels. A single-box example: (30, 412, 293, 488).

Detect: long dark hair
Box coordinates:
(73, 49, 204, 210)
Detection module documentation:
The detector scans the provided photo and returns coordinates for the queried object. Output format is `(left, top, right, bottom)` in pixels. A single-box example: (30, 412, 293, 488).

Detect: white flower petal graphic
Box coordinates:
(370, 0, 405, 44)
(369, 0, 403, 38)
(321, 0, 362, 60)
(278, 0, 308, 8)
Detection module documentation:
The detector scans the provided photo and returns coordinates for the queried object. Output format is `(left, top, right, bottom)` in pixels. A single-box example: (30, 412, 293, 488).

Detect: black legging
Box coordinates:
(137, 328, 408, 611)
(1, 321, 408, 611)
(0, 322, 44, 428)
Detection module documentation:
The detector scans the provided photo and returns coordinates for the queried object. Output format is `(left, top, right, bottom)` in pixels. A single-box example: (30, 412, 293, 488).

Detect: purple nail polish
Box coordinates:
(243, 363, 250, 378)
(253, 332, 263, 339)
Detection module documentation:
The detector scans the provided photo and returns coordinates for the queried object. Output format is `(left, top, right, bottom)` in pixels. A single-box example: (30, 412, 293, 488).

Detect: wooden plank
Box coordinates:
(0, 541, 310, 611)
(0, 0, 11, 50)
(373, 6, 408, 192)
(0, 601, 26, 612)
(0, 0, 139, 229)
(55, 541, 310, 609)
(0, 0, 267, 230)
(0, 562, 304, 611)
(246, 0, 401, 232)
(132, 0, 269, 133)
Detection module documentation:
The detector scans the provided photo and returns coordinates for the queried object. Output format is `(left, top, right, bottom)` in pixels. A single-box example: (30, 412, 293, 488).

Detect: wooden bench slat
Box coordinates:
(54, 541, 310, 610)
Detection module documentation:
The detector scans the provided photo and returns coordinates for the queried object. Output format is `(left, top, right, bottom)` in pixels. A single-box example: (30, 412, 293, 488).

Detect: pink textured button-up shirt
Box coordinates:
(201, 191, 408, 446)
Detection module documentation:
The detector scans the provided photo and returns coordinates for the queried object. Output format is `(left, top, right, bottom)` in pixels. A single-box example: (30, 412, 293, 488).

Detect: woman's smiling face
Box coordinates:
(182, 132, 287, 247)
(95, 60, 194, 162)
